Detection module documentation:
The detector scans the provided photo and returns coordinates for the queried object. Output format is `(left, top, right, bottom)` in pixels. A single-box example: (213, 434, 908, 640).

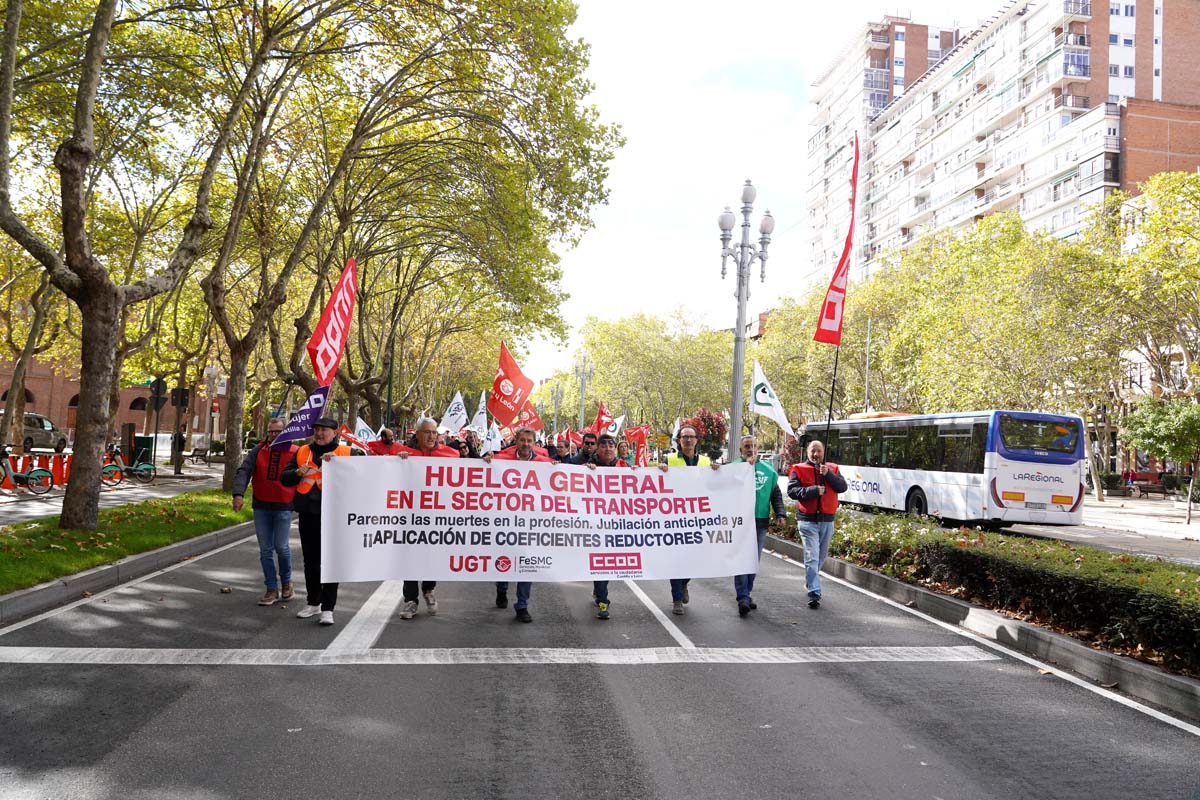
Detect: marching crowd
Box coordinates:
(232, 417, 847, 628)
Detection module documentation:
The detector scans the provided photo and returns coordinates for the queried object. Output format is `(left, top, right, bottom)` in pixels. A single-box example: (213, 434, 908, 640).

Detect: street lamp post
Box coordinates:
(550, 381, 564, 433)
(718, 180, 774, 460)
(574, 352, 593, 430)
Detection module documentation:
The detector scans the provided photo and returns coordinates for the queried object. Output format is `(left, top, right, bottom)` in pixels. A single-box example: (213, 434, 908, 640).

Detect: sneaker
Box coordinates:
(738, 599, 751, 617)
(496, 590, 508, 609)
(258, 589, 279, 606)
(515, 607, 532, 623)
(296, 604, 321, 619)
(399, 600, 419, 620)
(748, 599, 757, 610)
(808, 597, 821, 609)
(319, 610, 334, 626)
(672, 601, 685, 616)
(281, 582, 294, 601)
(423, 590, 438, 615)
(596, 602, 610, 620)
(682, 585, 690, 604)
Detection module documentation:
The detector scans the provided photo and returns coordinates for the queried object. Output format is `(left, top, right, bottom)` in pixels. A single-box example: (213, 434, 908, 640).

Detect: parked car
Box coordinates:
(0, 412, 68, 452)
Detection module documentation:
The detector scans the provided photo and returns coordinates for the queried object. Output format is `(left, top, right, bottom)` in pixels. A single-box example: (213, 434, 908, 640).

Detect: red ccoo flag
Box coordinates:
(814, 134, 860, 346)
(624, 423, 651, 467)
(308, 258, 358, 385)
(487, 342, 534, 426)
(586, 400, 614, 436)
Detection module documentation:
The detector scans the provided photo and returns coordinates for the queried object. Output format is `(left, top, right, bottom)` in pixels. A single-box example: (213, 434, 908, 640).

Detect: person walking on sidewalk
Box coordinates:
(396, 416, 461, 619)
(232, 418, 297, 606)
(658, 424, 719, 615)
(486, 426, 551, 622)
(732, 434, 786, 617)
(786, 440, 847, 609)
(586, 433, 630, 620)
(281, 417, 351, 626)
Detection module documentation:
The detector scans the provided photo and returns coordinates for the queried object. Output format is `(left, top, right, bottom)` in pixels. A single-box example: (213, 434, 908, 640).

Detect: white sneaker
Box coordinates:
(296, 604, 321, 619)
(423, 590, 438, 615)
(399, 600, 419, 620)
(319, 610, 334, 626)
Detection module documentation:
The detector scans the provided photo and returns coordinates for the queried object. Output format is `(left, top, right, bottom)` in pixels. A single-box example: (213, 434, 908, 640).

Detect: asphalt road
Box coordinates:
(1, 533, 1196, 799)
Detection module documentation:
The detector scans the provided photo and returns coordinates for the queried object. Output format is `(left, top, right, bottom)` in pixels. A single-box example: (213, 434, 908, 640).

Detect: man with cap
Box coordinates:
(281, 417, 351, 625)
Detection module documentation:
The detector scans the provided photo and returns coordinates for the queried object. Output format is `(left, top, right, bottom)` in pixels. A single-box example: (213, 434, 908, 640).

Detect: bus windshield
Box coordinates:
(998, 414, 1080, 454)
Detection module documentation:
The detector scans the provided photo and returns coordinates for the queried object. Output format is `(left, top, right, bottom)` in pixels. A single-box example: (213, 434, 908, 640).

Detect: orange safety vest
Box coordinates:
(295, 443, 351, 494)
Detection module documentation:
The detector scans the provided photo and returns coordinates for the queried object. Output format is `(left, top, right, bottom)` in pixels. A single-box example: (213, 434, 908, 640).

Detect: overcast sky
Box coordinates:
(521, 0, 988, 381)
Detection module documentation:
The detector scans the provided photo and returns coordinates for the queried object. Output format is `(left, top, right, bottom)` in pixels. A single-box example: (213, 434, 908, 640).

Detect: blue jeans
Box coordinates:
(734, 521, 768, 601)
(799, 519, 834, 599)
(670, 578, 690, 602)
(593, 580, 609, 604)
(253, 508, 292, 590)
(496, 581, 532, 609)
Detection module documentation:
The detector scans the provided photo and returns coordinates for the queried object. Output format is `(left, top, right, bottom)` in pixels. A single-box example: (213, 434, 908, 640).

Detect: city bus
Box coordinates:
(819, 410, 1086, 525)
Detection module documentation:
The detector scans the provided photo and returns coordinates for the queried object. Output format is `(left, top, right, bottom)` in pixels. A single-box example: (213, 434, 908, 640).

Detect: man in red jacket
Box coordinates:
(487, 426, 551, 622)
(396, 417, 460, 618)
(367, 428, 404, 455)
(786, 440, 847, 609)
(232, 418, 297, 606)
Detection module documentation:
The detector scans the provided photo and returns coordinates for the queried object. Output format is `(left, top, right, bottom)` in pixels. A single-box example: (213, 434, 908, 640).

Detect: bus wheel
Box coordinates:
(905, 488, 928, 517)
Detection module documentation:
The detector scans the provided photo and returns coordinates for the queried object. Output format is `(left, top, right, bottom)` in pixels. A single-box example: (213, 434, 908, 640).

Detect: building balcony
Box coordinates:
(1104, 135, 1121, 150)
(1056, 32, 1090, 48)
(1059, 1, 1091, 19)
(867, 31, 890, 48)
(864, 68, 891, 90)
(1055, 94, 1091, 111)
(1062, 63, 1091, 79)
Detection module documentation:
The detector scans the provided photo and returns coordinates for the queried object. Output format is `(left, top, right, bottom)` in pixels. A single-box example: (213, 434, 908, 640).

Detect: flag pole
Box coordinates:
(823, 346, 840, 447)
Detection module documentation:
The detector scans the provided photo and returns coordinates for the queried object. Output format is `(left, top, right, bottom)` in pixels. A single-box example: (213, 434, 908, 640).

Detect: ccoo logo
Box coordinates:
(495, 556, 512, 572)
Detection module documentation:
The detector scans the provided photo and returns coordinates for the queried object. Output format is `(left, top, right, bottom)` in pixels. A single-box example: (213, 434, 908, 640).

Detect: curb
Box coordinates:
(0, 521, 255, 626)
(766, 534, 1200, 722)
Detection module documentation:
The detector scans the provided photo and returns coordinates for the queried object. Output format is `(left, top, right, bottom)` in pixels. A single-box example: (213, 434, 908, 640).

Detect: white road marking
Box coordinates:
(0, 533, 256, 638)
(0, 644, 998, 666)
(624, 579, 695, 648)
(766, 550, 1200, 738)
(325, 581, 406, 653)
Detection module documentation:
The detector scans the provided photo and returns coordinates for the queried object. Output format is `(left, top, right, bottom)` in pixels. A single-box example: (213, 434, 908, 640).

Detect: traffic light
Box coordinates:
(170, 387, 190, 408)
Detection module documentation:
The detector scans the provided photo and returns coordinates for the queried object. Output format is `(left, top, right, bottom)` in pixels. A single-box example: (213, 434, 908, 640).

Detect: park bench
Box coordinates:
(185, 447, 209, 465)
(1133, 482, 1168, 498)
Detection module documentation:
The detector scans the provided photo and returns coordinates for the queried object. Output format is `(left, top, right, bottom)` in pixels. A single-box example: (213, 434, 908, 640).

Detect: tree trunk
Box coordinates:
(221, 352, 249, 492)
(1, 274, 53, 451)
(60, 287, 120, 529)
(1188, 468, 1196, 526)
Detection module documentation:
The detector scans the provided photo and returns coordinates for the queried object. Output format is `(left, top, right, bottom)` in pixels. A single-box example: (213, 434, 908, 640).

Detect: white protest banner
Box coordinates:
(320, 458, 757, 582)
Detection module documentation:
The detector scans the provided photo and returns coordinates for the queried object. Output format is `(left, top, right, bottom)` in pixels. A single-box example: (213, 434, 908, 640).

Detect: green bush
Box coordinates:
(782, 511, 1200, 675)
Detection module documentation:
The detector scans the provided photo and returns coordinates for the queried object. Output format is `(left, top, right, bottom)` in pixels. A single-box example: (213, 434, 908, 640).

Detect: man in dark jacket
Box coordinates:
(566, 432, 598, 465)
(732, 435, 786, 617)
(786, 440, 848, 609)
(232, 418, 297, 606)
(281, 417, 351, 626)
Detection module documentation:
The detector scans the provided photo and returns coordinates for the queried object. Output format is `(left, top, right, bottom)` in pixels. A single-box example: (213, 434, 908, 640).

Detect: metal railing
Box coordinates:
(1055, 94, 1091, 110)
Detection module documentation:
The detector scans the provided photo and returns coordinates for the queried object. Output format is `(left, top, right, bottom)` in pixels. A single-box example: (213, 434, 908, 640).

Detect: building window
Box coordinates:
(1109, 94, 1120, 102)
(1124, 65, 1135, 77)
(895, 76, 905, 85)
(1154, 37, 1160, 44)
(1109, 64, 1119, 75)
(1123, 36, 1134, 46)
(1110, 2, 1120, 12)
(1109, 33, 1119, 43)
(895, 57, 905, 66)
(1124, 3, 1135, 14)
(1154, 67, 1161, 76)
(895, 31, 905, 41)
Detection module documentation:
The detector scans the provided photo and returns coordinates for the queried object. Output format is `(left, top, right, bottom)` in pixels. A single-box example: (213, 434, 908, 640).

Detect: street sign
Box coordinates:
(655, 433, 670, 448)
(151, 396, 169, 411)
(149, 377, 168, 398)
(211, 399, 220, 413)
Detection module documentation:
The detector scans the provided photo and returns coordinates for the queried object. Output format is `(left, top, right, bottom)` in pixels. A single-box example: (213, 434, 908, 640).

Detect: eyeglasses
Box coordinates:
(583, 439, 597, 446)
(266, 430, 280, 437)
(680, 434, 697, 440)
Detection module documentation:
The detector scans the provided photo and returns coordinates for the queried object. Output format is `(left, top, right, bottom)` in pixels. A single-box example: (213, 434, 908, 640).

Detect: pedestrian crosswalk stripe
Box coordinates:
(0, 644, 999, 666)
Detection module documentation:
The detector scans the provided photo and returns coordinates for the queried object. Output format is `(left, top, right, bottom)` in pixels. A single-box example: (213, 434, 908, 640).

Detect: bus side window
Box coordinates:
(861, 428, 881, 467)
(910, 426, 936, 471)
(825, 430, 841, 461)
(840, 435, 860, 465)
(970, 423, 987, 472)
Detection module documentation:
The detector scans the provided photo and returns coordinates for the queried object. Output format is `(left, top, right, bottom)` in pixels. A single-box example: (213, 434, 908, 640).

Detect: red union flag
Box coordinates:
(308, 258, 358, 385)
(517, 401, 544, 431)
(624, 423, 651, 467)
(487, 342, 533, 426)
(586, 400, 614, 436)
(814, 134, 860, 346)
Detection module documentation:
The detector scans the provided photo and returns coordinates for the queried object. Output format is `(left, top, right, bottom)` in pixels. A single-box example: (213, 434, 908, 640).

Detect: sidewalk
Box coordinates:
(1079, 493, 1199, 540)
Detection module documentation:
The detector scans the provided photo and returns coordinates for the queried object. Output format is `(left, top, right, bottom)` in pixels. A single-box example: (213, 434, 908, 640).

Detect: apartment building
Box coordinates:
(806, 16, 962, 280)
(808, 0, 1200, 281)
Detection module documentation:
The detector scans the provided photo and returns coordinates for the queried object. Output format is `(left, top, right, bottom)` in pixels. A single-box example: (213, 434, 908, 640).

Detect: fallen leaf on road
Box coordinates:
(1100, 682, 1119, 689)
(81, 591, 92, 598)
(288, 728, 302, 733)
(1037, 669, 1052, 675)
(220, 587, 232, 594)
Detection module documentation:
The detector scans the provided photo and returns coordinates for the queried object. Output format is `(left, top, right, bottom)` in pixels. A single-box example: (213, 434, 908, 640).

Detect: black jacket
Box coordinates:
(280, 439, 343, 516)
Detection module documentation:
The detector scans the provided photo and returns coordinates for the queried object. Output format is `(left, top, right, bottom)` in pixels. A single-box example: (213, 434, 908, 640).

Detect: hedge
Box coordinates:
(778, 511, 1200, 676)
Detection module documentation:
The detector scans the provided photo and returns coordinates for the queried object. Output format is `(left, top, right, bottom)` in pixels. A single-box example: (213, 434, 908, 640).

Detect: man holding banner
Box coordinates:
(486, 426, 551, 622)
(395, 417, 460, 619)
(659, 424, 718, 615)
(732, 434, 786, 617)
(281, 417, 351, 626)
(586, 433, 631, 620)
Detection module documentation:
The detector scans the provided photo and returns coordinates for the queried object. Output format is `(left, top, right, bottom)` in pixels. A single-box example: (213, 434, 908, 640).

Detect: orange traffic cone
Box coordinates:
(36, 454, 48, 471)
(1, 457, 15, 490)
(19, 454, 31, 474)
(63, 454, 72, 482)
(51, 454, 66, 485)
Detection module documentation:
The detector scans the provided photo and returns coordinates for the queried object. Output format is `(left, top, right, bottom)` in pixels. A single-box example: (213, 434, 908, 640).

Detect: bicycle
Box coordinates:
(102, 445, 156, 487)
(0, 447, 54, 495)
